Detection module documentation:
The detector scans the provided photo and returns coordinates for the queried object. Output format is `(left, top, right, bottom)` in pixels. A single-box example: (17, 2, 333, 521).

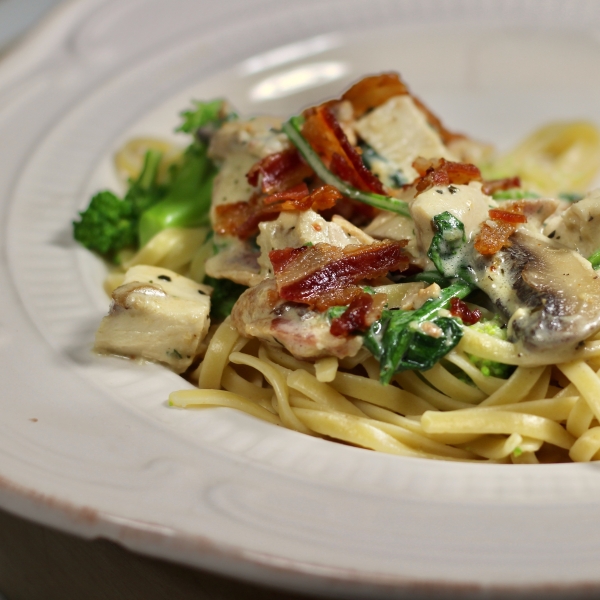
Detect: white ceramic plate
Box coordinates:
(3, 1, 600, 597)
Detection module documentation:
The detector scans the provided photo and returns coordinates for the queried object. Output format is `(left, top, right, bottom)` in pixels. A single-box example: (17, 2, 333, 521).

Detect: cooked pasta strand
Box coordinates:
(419, 363, 485, 404)
(169, 389, 281, 425)
(287, 370, 365, 416)
(314, 357, 339, 382)
(198, 318, 240, 390)
(478, 366, 545, 407)
(558, 361, 600, 423)
(444, 350, 505, 395)
(230, 350, 312, 434)
(460, 433, 523, 460)
(569, 427, 600, 462)
(293, 408, 434, 457)
(566, 396, 595, 438)
(395, 371, 472, 410)
(421, 410, 575, 449)
(332, 371, 436, 415)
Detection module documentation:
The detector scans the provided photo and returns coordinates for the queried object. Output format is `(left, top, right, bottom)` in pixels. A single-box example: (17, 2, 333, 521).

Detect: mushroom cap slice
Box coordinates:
(472, 229, 600, 360)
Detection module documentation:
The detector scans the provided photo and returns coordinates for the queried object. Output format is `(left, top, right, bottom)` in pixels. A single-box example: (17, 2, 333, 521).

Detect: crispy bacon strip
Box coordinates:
(302, 106, 386, 194)
(481, 176, 521, 196)
(330, 292, 387, 337)
(488, 209, 527, 224)
(247, 148, 314, 194)
(412, 157, 482, 195)
(341, 73, 409, 118)
(215, 184, 341, 239)
(321, 107, 386, 194)
(264, 183, 342, 211)
(474, 203, 527, 256)
(270, 240, 408, 309)
(450, 298, 482, 325)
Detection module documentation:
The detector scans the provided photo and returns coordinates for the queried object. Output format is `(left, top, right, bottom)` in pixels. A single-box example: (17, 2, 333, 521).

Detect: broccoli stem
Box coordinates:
(282, 116, 411, 218)
(137, 149, 163, 190)
(138, 144, 217, 247)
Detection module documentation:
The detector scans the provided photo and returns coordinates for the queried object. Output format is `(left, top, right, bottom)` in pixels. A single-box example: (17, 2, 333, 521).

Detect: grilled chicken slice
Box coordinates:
(95, 265, 211, 372)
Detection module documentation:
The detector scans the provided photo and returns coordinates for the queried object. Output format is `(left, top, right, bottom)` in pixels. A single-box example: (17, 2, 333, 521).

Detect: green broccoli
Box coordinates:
(74, 100, 229, 261)
(467, 317, 515, 378)
(73, 149, 164, 262)
(177, 99, 229, 135)
(138, 142, 217, 246)
(204, 276, 248, 321)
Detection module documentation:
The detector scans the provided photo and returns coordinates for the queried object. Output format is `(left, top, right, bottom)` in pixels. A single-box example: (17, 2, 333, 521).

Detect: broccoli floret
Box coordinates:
(177, 99, 233, 136)
(469, 316, 507, 339)
(74, 99, 230, 261)
(467, 317, 515, 378)
(73, 190, 136, 259)
(73, 150, 164, 262)
(203, 276, 247, 321)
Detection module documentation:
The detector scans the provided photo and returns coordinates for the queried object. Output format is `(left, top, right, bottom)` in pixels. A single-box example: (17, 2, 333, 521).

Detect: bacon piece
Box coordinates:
(267, 245, 307, 272)
(321, 107, 386, 194)
(474, 203, 528, 256)
(302, 106, 385, 194)
(330, 292, 387, 337)
(450, 298, 482, 325)
(264, 184, 341, 211)
(247, 149, 314, 194)
(263, 182, 310, 205)
(412, 157, 482, 195)
(474, 221, 518, 256)
(481, 176, 521, 196)
(341, 73, 409, 118)
(488, 209, 527, 224)
(270, 240, 409, 309)
(214, 194, 278, 239)
(215, 185, 342, 239)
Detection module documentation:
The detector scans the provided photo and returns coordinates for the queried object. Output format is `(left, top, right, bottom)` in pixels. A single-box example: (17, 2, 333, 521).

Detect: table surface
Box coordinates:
(0, 506, 338, 600)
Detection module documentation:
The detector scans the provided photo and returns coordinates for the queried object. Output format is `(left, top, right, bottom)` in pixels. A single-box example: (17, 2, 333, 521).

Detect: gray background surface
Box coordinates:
(0, 0, 64, 53)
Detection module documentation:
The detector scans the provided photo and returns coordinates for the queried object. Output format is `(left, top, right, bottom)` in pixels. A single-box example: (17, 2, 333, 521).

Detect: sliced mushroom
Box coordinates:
(471, 229, 600, 360)
(543, 189, 600, 257)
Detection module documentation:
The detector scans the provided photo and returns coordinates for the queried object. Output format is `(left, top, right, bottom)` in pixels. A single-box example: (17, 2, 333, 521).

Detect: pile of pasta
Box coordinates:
(168, 316, 600, 464)
(106, 121, 600, 464)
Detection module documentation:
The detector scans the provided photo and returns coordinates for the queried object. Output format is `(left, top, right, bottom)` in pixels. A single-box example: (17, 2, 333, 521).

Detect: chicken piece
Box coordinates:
(231, 278, 363, 360)
(209, 117, 292, 223)
(256, 209, 364, 278)
(410, 181, 495, 266)
(354, 95, 456, 183)
(543, 189, 600, 257)
(208, 116, 290, 162)
(363, 211, 422, 265)
(210, 151, 259, 222)
(513, 197, 560, 234)
(95, 266, 211, 373)
(204, 237, 262, 287)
